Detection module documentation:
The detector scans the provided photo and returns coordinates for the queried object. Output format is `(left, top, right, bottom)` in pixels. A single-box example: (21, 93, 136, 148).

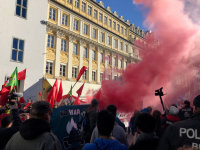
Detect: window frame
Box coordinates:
(11, 37, 25, 63)
(92, 28, 97, 39)
(88, 5, 92, 16)
(72, 67, 78, 78)
(92, 71, 96, 81)
(49, 7, 56, 21)
(62, 13, 68, 26)
(73, 19, 79, 31)
(83, 23, 89, 35)
(104, 16, 107, 24)
(61, 39, 67, 52)
(99, 13, 103, 22)
(73, 43, 78, 55)
(82, 1, 86, 12)
(83, 47, 88, 58)
(92, 50, 96, 61)
(15, 0, 28, 19)
(109, 19, 112, 27)
(82, 70, 87, 80)
(47, 34, 55, 48)
(60, 64, 66, 76)
(75, 0, 80, 8)
(46, 61, 53, 75)
(94, 9, 98, 19)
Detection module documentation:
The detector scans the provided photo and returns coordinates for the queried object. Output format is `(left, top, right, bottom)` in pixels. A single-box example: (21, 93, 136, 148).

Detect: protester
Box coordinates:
(6, 101, 61, 150)
(83, 99, 99, 143)
(83, 110, 128, 150)
(152, 110, 162, 137)
(157, 95, 200, 150)
(0, 101, 21, 150)
(129, 111, 140, 136)
(90, 105, 128, 146)
(129, 112, 159, 150)
(161, 105, 180, 129)
(115, 113, 126, 131)
(179, 100, 193, 120)
(141, 106, 152, 114)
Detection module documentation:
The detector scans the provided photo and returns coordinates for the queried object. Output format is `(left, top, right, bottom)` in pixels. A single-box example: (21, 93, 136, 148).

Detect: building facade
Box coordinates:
(0, 0, 145, 101)
(42, 0, 145, 99)
(0, 0, 48, 100)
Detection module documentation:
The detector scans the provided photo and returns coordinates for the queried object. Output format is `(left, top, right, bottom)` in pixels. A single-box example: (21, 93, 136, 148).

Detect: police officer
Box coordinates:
(179, 100, 193, 120)
(157, 95, 200, 150)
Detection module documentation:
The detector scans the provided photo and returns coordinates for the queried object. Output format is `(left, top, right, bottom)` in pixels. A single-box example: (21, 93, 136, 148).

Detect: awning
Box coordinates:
(46, 78, 101, 98)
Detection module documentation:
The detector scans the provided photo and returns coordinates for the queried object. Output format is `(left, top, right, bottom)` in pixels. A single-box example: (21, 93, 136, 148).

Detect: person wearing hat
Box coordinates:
(179, 100, 193, 120)
(157, 95, 200, 150)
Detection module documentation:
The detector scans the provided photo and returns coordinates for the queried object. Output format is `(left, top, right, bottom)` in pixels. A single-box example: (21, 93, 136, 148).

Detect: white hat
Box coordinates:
(169, 106, 179, 115)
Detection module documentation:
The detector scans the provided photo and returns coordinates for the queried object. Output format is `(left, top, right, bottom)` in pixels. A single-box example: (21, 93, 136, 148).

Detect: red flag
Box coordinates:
(76, 83, 85, 97)
(47, 79, 58, 108)
(0, 86, 10, 95)
(56, 80, 63, 103)
(18, 69, 26, 80)
(76, 66, 87, 82)
(74, 97, 81, 105)
(38, 91, 42, 97)
(19, 97, 25, 103)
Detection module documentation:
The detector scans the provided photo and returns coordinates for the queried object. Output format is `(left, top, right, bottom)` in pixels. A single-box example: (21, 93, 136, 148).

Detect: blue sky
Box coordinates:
(97, 0, 148, 30)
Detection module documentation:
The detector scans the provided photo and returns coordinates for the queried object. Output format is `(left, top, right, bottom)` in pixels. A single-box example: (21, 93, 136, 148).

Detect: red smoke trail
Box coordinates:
(91, 0, 200, 112)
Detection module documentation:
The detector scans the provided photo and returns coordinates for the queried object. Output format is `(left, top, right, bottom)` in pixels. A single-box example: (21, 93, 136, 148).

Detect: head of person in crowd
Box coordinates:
(193, 95, 200, 113)
(183, 100, 191, 108)
(90, 99, 99, 110)
(141, 106, 152, 114)
(136, 112, 156, 134)
(169, 105, 179, 116)
(30, 101, 52, 123)
(152, 110, 161, 121)
(97, 110, 115, 138)
(1, 115, 13, 128)
(106, 104, 117, 117)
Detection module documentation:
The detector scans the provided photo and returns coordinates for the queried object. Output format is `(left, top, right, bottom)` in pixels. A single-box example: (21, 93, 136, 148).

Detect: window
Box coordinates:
(92, 71, 96, 81)
(83, 47, 88, 58)
(100, 73, 103, 81)
(125, 28, 127, 35)
(73, 44, 78, 55)
(11, 38, 24, 62)
(92, 28, 97, 39)
(46, 61, 53, 74)
(88, 6, 92, 15)
(104, 16, 107, 24)
(60, 64, 66, 76)
(61, 39, 67, 52)
(125, 45, 128, 53)
(113, 21, 116, 29)
(82, 2, 86, 12)
(92, 50, 96, 60)
(120, 42, 123, 50)
(62, 14, 68, 26)
(75, 0, 79, 8)
(117, 24, 120, 32)
(83, 70, 87, 80)
(47, 34, 55, 48)
(107, 36, 111, 45)
(100, 32, 104, 42)
(49, 7, 56, 21)
(99, 13, 103, 22)
(83, 24, 89, 35)
(94, 9, 97, 19)
(121, 26, 124, 34)
(109, 19, 112, 27)
(114, 76, 118, 80)
(16, 0, 27, 18)
(74, 19, 79, 31)
(107, 55, 111, 65)
(114, 39, 118, 49)
(100, 53, 104, 63)
(114, 57, 117, 67)
(68, 0, 72, 4)
(72, 67, 78, 78)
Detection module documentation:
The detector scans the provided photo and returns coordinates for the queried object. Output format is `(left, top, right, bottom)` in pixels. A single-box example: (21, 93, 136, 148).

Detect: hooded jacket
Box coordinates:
(6, 118, 61, 150)
(157, 112, 200, 150)
(83, 138, 128, 150)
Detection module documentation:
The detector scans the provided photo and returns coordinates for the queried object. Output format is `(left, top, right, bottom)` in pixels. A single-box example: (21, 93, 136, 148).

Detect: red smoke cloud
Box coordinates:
(91, 0, 200, 112)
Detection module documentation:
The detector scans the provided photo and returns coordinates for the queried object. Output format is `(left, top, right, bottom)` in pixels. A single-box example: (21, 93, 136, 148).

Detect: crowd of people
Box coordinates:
(0, 94, 200, 150)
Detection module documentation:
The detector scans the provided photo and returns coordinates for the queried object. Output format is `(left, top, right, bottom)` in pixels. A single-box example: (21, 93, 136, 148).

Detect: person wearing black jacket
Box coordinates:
(179, 100, 193, 120)
(157, 95, 200, 150)
(0, 102, 21, 150)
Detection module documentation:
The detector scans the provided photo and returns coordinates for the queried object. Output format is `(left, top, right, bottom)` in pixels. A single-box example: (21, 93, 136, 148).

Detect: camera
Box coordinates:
(155, 87, 164, 96)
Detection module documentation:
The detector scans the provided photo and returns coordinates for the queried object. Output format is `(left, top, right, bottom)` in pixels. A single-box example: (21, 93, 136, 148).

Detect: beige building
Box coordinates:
(42, 0, 145, 99)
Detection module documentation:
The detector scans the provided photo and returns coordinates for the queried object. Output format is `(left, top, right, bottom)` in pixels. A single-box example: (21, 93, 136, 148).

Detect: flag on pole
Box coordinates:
(76, 66, 87, 82)
(76, 83, 85, 98)
(68, 86, 73, 105)
(47, 79, 58, 108)
(6, 67, 18, 92)
(38, 91, 42, 97)
(56, 80, 63, 103)
(18, 69, 26, 80)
